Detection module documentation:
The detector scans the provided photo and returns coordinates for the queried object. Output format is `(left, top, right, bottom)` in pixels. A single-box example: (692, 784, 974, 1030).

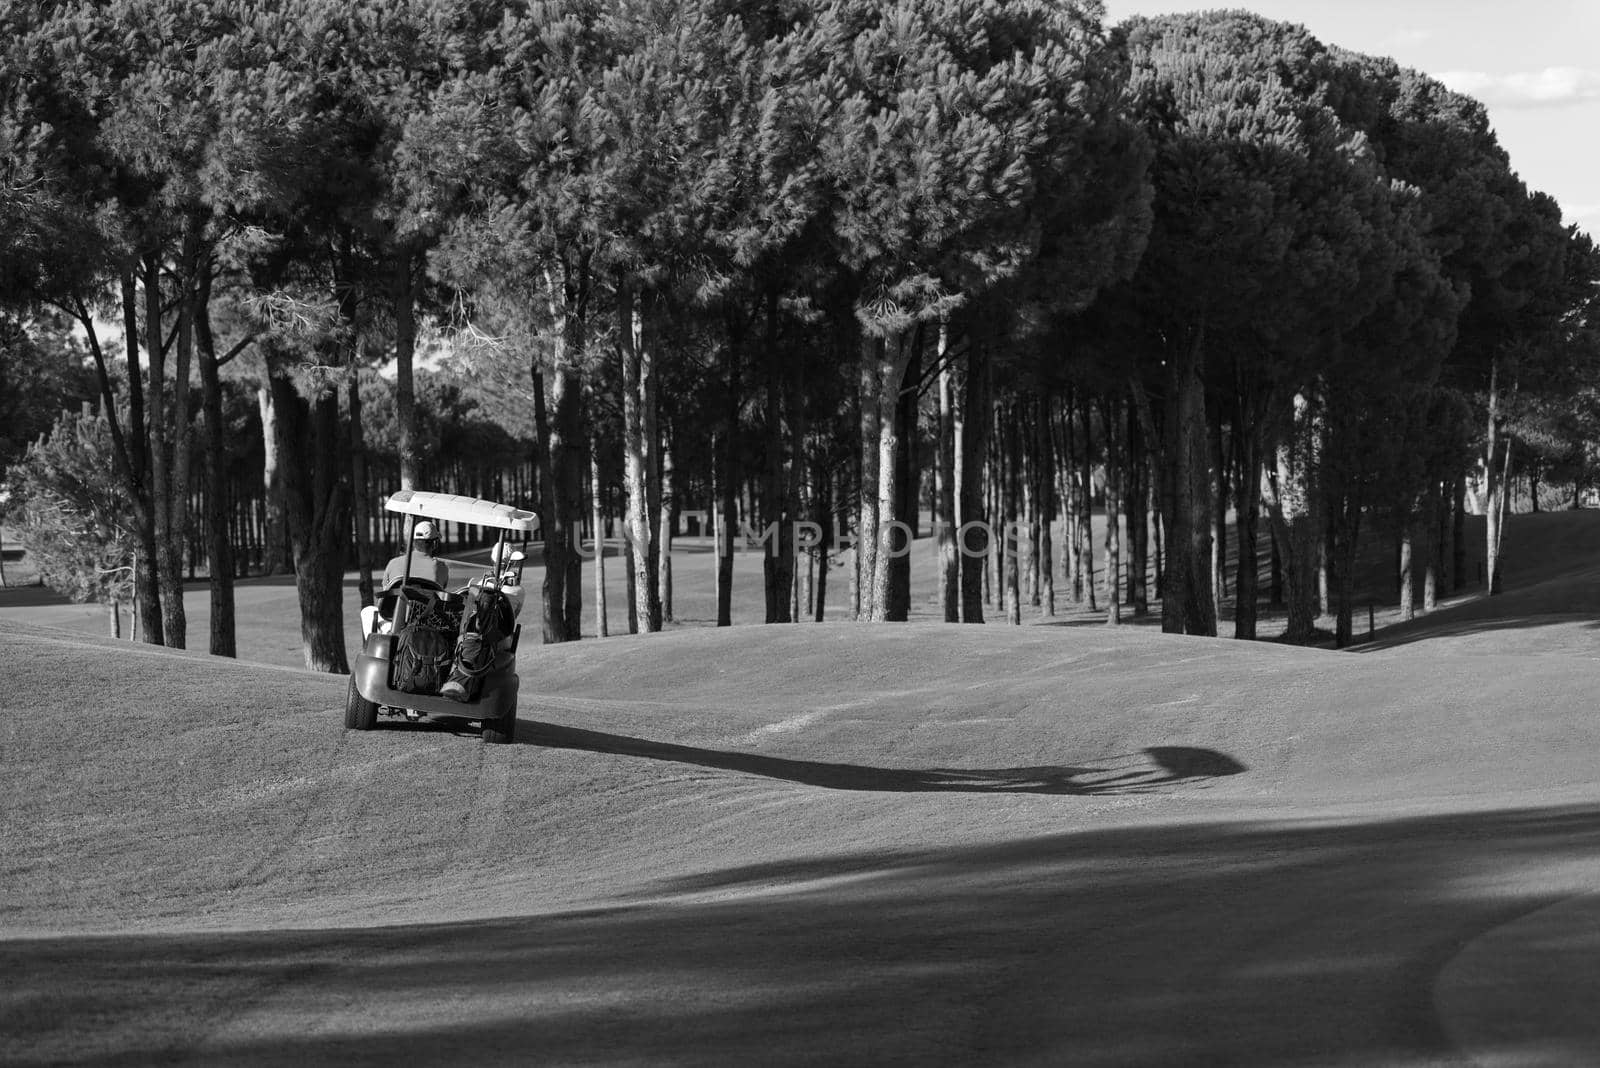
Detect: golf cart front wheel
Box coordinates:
(345, 677, 379, 730)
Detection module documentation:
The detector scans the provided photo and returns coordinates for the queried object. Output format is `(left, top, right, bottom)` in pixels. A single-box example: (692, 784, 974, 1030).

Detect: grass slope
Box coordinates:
(4, 511, 1600, 1066)
(5, 580, 1599, 935)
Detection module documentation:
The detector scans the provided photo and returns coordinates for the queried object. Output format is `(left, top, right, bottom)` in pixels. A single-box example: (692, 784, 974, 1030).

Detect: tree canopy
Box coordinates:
(2, 0, 1595, 658)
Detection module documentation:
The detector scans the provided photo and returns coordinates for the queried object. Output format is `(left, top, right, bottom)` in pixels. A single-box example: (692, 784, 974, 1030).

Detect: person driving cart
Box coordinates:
(362, 521, 452, 640)
(382, 520, 450, 589)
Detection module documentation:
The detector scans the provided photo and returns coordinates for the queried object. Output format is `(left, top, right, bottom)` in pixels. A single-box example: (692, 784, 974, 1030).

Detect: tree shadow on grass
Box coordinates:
(517, 721, 1245, 796)
(10, 804, 1600, 1067)
(1035, 615, 1165, 629)
(1356, 611, 1600, 652)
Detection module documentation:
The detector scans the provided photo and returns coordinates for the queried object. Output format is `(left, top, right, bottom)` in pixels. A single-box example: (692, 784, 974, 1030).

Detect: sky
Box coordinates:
(1100, 0, 1600, 240)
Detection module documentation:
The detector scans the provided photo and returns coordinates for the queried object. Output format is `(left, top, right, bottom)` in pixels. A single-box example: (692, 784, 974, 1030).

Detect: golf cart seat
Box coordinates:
(362, 577, 453, 639)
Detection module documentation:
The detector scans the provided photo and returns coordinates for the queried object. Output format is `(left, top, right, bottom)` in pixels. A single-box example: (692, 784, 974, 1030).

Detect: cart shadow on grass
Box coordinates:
(517, 721, 1245, 796)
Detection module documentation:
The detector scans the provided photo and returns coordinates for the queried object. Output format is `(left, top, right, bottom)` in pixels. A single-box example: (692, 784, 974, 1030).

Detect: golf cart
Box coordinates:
(345, 490, 536, 744)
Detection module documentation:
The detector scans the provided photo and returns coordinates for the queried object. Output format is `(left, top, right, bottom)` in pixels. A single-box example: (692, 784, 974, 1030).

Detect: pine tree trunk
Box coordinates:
(785, 352, 810, 623)
(857, 334, 882, 621)
(1330, 511, 1358, 649)
(1483, 357, 1505, 596)
(1211, 412, 1227, 626)
(1078, 394, 1097, 613)
(850, 386, 864, 620)
(269, 367, 349, 673)
(1318, 536, 1331, 619)
(294, 534, 348, 673)
(1269, 524, 1283, 608)
(624, 530, 638, 634)
(1490, 436, 1512, 596)
(551, 363, 585, 639)
(170, 220, 199, 626)
(257, 385, 290, 576)
(1037, 397, 1055, 618)
(347, 373, 376, 609)
(1233, 424, 1261, 640)
(796, 457, 814, 621)
(990, 399, 1004, 608)
(143, 254, 187, 649)
(195, 285, 237, 657)
(1126, 404, 1148, 617)
(591, 431, 608, 638)
(657, 422, 674, 624)
(620, 281, 661, 632)
(885, 334, 918, 621)
(533, 278, 586, 645)
(643, 321, 664, 629)
(393, 251, 421, 491)
(1104, 398, 1123, 626)
(1266, 390, 1320, 643)
(814, 460, 835, 622)
(1060, 397, 1083, 605)
(761, 305, 794, 622)
(717, 317, 741, 627)
(1398, 521, 1415, 622)
(1023, 413, 1039, 609)
(713, 452, 731, 628)
(1160, 324, 1216, 636)
(1000, 400, 1022, 625)
(102, 268, 164, 643)
(957, 342, 988, 623)
(935, 325, 959, 621)
(535, 258, 589, 644)
(1423, 479, 1441, 612)
(868, 334, 912, 622)
(1450, 474, 1466, 592)
(1158, 505, 1171, 604)
(802, 539, 815, 620)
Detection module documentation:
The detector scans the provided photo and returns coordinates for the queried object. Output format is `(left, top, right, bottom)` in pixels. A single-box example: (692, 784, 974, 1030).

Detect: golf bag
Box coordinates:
(391, 597, 459, 694)
(444, 586, 516, 700)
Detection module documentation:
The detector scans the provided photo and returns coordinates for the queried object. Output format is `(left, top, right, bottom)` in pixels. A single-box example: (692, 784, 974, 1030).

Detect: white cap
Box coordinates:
(413, 521, 438, 540)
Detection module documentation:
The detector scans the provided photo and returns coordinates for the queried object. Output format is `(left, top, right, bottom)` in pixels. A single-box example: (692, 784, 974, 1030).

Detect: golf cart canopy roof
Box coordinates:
(384, 490, 539, 532)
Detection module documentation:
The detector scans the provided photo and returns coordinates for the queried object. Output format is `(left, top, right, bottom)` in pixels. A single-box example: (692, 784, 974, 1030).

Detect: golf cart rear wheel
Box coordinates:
(482, 704, 515, 745)
(345, 677, 379, 730)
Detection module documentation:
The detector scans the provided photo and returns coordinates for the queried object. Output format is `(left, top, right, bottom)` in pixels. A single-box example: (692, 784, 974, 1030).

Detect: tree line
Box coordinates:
(2, 0, 1596, 670)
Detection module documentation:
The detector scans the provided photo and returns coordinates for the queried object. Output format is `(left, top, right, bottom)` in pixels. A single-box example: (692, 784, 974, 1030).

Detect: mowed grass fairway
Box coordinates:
(5, 513, 1600, 1065)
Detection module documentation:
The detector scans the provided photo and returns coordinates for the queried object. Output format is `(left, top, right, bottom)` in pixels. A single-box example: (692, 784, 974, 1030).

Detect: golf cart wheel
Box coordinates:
(344, 677, 379, 730)
(482, 704, 516, 745)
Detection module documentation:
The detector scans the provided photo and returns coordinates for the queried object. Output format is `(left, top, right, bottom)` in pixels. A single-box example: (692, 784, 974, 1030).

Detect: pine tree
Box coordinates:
(1121, 12, 1419, 640)
(10, 406, 139, 634)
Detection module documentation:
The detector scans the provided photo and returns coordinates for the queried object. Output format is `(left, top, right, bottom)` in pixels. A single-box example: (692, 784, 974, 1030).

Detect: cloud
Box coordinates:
(1382, 27, 1435, 48)
(1436, 67, 1600, 109)
(1567, 205, 1600, 237)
